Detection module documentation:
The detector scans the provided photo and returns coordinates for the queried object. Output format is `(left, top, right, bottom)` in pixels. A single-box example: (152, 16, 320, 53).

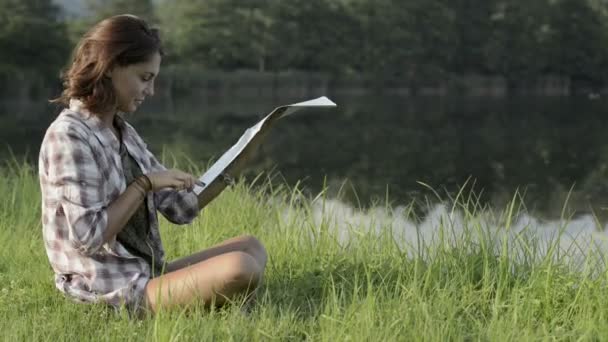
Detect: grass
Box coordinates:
(2, 159, 608, 341)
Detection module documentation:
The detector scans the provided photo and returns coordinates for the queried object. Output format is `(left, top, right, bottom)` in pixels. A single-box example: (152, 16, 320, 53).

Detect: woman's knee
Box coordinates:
(240, 235, 267, 267)
(220, 251, 262, 289)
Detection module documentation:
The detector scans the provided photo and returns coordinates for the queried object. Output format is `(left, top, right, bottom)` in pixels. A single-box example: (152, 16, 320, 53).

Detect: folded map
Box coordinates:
(193, 96, 337, 195)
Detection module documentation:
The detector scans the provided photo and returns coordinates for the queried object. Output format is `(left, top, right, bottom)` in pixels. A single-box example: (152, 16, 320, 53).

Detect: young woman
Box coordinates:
(39, 14, 267, 314)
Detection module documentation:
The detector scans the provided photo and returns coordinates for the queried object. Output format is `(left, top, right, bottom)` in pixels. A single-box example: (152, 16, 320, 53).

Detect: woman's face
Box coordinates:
(108, 51, 161, 113)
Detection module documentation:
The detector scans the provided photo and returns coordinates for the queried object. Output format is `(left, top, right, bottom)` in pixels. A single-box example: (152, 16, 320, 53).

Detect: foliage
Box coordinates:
(156, 0, 276, 70)
(545, 0, 608, 87)
(153, 0, 608, 89)
(4, 0, 608, 91)
(65, 0, 157, 44)
(0, 0, 69, 79)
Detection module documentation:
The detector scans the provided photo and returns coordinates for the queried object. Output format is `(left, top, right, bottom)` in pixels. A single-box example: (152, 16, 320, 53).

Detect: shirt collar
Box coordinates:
(68, 98, 122, 149)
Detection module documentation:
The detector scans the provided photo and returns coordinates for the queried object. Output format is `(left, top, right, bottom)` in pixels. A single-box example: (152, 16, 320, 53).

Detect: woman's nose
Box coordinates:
(144, 81, 155, 96)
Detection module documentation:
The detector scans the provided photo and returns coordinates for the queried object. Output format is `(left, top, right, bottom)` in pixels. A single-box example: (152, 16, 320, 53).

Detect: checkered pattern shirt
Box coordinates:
(38, 99, 200, 311)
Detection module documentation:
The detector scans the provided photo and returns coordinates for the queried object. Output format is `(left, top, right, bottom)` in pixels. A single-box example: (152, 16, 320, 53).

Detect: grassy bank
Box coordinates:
(1, 160, 608, 341)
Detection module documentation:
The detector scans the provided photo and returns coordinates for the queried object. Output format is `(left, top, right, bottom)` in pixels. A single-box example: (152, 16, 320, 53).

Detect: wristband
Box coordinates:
(141, 174, 153, 191)
(134, 175, 151, 192)
(131, 182, 147, 200)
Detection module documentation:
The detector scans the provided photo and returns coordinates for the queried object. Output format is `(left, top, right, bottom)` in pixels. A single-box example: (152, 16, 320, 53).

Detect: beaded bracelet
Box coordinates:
(141, 174, 153, 190)
(131, 182, 147, 200)
(134, 175, 151, 193)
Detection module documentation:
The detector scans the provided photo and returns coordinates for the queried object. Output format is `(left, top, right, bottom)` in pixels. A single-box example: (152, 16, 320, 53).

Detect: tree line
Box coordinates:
(2, 0, 608, 92)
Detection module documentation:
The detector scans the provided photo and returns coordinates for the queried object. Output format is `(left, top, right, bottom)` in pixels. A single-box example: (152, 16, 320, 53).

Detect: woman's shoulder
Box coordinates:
(40, 109, 99, 158)
(44, 109, 91, 141)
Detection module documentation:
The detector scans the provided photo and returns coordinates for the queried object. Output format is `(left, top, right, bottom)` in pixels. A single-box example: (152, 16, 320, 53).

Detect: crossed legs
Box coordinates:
(144, 235, 267, 313)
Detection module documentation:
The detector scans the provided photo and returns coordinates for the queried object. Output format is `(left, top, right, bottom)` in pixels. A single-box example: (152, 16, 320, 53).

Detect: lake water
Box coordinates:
(3, 93, 608, 221)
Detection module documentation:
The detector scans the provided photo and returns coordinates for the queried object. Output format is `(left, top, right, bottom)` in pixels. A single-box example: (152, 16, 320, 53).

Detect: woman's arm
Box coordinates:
(44, 125, 198, 254)
(105, 169, 201, 241)
(44, 126, 124, 255)
(102, 178, 148, 244)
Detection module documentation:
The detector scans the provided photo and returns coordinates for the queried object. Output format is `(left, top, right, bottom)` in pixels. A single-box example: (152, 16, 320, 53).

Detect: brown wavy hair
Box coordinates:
(52, 14, 164, 114)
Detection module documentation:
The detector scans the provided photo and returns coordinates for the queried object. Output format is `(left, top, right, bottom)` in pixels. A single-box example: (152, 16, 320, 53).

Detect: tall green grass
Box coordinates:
(2, 160, 608, 341)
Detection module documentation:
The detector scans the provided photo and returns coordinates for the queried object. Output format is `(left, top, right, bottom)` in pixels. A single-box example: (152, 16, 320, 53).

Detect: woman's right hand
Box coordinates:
(145, 169, 199, 192)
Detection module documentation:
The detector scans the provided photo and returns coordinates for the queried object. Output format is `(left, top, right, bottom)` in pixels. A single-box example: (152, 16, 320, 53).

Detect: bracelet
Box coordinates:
(131, 182, 147, 200)
(134, 175, 151, 192)
(220, 172, 235, 186)
(141, 174, 153, 191)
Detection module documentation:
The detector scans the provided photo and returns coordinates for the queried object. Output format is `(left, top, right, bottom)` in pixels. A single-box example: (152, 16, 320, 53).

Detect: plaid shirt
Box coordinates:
(38, 99, 200, 311)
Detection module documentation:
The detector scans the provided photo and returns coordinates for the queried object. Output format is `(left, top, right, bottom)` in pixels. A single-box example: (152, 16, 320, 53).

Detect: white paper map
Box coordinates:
(193, 96, 337, 195)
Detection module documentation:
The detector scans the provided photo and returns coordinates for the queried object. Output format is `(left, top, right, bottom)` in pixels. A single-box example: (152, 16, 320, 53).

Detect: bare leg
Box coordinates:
(145, 251, 261, 313)
(165, 235, 267, 273)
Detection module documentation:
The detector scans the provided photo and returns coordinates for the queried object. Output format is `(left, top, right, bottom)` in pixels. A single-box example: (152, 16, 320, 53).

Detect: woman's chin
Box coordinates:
(119, 105, 137, 113)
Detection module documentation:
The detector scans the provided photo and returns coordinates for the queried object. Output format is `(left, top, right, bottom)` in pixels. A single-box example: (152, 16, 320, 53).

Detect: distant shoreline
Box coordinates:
(1, 68, 604, 103)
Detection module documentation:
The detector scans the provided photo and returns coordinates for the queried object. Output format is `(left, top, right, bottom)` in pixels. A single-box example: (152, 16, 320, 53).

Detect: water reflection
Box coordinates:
(2, 94, 608, 220)
(303, 198, 608, 272)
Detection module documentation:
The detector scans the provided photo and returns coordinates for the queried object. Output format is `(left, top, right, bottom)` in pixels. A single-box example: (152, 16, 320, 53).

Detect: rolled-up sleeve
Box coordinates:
(45, 127, 107, 255)
(145, 150, 200, 225)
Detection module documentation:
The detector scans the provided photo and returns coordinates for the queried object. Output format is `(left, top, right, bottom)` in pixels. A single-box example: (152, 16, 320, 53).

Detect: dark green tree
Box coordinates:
(157, 0, 275, 70)
(0, 0, 69, 79)
(268, 0, 360, 74)
(66, 0, 157, 45)
(546, 0, 608, 88)
(447, 0, 496, 73)
(88, 0, 156, 23)
(483, 0, 552, 87)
